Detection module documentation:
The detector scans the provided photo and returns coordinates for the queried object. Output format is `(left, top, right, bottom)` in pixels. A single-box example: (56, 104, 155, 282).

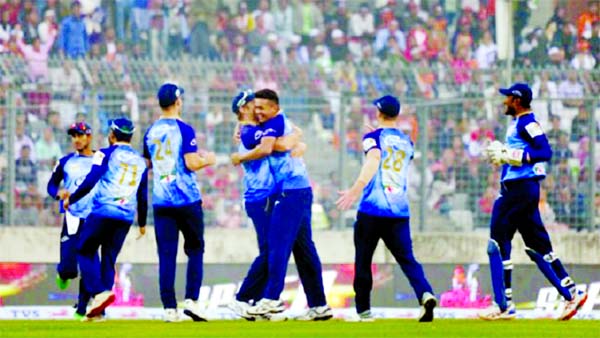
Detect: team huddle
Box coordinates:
(47, 82, 587, 322)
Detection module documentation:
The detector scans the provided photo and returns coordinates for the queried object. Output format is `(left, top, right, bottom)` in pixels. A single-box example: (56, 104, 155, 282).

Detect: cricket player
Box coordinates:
(143, 83, 216, 322)
(228, 89, 304, 319)
(47, 122, 94, 319)
(336, 95, 437, 322)
(479, 83, 587, 320)
(231, 88, 332, 321)
(63, 117, 147, 319)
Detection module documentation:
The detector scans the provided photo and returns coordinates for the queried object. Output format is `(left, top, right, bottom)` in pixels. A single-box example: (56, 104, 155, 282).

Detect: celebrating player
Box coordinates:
(228, 89, 303, 319)
(47, 122, 94, 320)
(143, 83, 216, 322)
(479, 83, 587, 320)
(63, 118, 148, 320)
(231, 89, 332, 321)
(336, 95, 437, 322)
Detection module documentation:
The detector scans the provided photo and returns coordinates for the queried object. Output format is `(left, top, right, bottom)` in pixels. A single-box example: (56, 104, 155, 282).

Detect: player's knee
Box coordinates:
(487, 239, 501, 256)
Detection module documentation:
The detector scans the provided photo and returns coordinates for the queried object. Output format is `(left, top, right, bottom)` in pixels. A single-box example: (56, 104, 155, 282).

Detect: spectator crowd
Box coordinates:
(0, 0, 599, 231)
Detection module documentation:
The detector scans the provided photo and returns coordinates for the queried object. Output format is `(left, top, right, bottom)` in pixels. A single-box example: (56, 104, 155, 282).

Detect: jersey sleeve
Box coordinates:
(518, 116, 552, 163)
(362, 130, 382, 154)
(240, 125, 261, 150)
(47, 155, 68, 199)
(178, 121, 198, 154)
(142, 129, 151, 159)
(261, 114, 285, 138)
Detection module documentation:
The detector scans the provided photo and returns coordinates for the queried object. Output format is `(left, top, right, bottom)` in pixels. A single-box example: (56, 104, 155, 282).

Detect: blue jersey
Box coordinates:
(358, 128, 413, 218)
(501, 113, 551, 182)
(239, 124, 275, 202)
(70, 144, 148, 225)
(261, 113, 310, 191)
(47, 152, 95, 218)
(143, 118, 202, 207)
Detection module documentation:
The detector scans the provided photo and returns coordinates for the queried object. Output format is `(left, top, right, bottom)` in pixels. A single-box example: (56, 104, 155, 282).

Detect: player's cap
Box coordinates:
(373, 95, 400, 117)
(231, 89, 255, 114)
(499, 83, 532, 105)
(67, 122, 92, 136)
(109, 118, 135, 135)
(157, 83, 184, 108)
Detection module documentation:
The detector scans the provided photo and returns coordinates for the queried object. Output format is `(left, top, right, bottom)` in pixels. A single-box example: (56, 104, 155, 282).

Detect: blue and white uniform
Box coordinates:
(353, 127, 433, 313)
(234, 124, 276, 303)
(143, 118, 205, 310)
(258, 113, 327, 308)
(70, 143, 148, 297)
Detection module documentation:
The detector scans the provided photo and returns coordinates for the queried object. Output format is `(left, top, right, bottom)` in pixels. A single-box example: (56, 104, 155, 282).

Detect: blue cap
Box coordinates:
(109, 118, 135, 135)
(231, 89, 255, 114)
(67, 121, 92, 136)
(373, 95, 400, 117)
(157, 83, 184, 108)
(499, 83, 532, 105)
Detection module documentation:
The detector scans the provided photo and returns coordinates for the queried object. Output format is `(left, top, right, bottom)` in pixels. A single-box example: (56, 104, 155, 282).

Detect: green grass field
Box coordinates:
(0, 320, 597, 338)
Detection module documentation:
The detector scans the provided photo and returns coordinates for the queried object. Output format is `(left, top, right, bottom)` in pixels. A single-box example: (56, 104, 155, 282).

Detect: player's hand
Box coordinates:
(57, 189, 69, 200)
(202, 151, 217, 166)
(483, 140, 506, 166)
(136, 226, 146, 240)
(232, 124, 241, 145)
(292, 125, 303, 138)
(63, 198, 70, 211)
(336, 187, 361, 210)
(231, 153, 242, 166)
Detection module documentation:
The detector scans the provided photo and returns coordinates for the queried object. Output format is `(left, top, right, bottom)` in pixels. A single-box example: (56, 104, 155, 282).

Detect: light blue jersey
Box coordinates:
(47, 153, 95, 218)
(70, 144, 148, 224)
(239, 124, 275, 202)
(261, 113, 310, 191)
(358, 128, 413, 218)
(143, 118, 202, 207)
(501, 113, 549, 182)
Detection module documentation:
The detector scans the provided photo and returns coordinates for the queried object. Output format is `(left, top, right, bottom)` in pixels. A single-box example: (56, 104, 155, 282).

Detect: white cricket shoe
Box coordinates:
(164, 308, 181, 322)
(183, 299, 208, 322)
(295, 305, 333, 321)
(559, 290, 588, 321)
(345, 310, 375, 322)
(227, 300, 256, 321)
(86, 291, 115, 318)
(478, 303, 516, 321)
(418, 292, 437, 322)
(246, 299, 285, 316)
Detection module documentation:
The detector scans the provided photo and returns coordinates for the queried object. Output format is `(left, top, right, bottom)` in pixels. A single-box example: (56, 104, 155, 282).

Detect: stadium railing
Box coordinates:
(0, 56, 598, 232)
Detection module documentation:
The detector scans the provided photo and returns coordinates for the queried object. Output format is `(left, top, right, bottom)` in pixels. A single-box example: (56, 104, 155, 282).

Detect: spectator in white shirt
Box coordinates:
(557, 70, 584, 107)
(374, 19, 406, 55)
(349, 3, 374, 39)
(474, 30, 497, 69)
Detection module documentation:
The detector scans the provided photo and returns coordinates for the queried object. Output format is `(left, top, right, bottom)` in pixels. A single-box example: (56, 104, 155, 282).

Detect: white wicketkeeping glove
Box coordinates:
(483, 140, 524, 166)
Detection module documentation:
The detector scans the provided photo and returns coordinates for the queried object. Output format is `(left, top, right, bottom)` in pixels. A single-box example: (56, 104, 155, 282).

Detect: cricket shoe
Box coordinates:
(295, 306, 333, 321)
(478, 303, 516, 320)
(559, 290, 588, 321)
(345, 310, 375, 322)
(81, 314, 106, 322)
(227, 300, 256, 321)
(246, 299, 285, 316)
(86, 291, 115, 318)
(56, 275, 70, 290)
(164, 308, 181, 322)
(418, 292, 437, 322)
(183, 299, 208, 322)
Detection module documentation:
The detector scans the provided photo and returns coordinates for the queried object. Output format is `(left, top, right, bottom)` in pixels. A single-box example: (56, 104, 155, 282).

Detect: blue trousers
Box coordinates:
(77, 213, 131, 297)
(57, 217, 91, 315)
(154, 201, 204, 309)
(490, 179, 553, 260)
(353, 212, 433, 313)
(236, 197, 272, 303)
(263, 188, 327, 307)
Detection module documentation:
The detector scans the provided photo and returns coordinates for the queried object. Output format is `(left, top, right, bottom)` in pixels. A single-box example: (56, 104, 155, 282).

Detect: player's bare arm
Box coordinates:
(336, 148, 381, 210)
(184, 150, 216, 171)
(231, 136, 276, 166)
